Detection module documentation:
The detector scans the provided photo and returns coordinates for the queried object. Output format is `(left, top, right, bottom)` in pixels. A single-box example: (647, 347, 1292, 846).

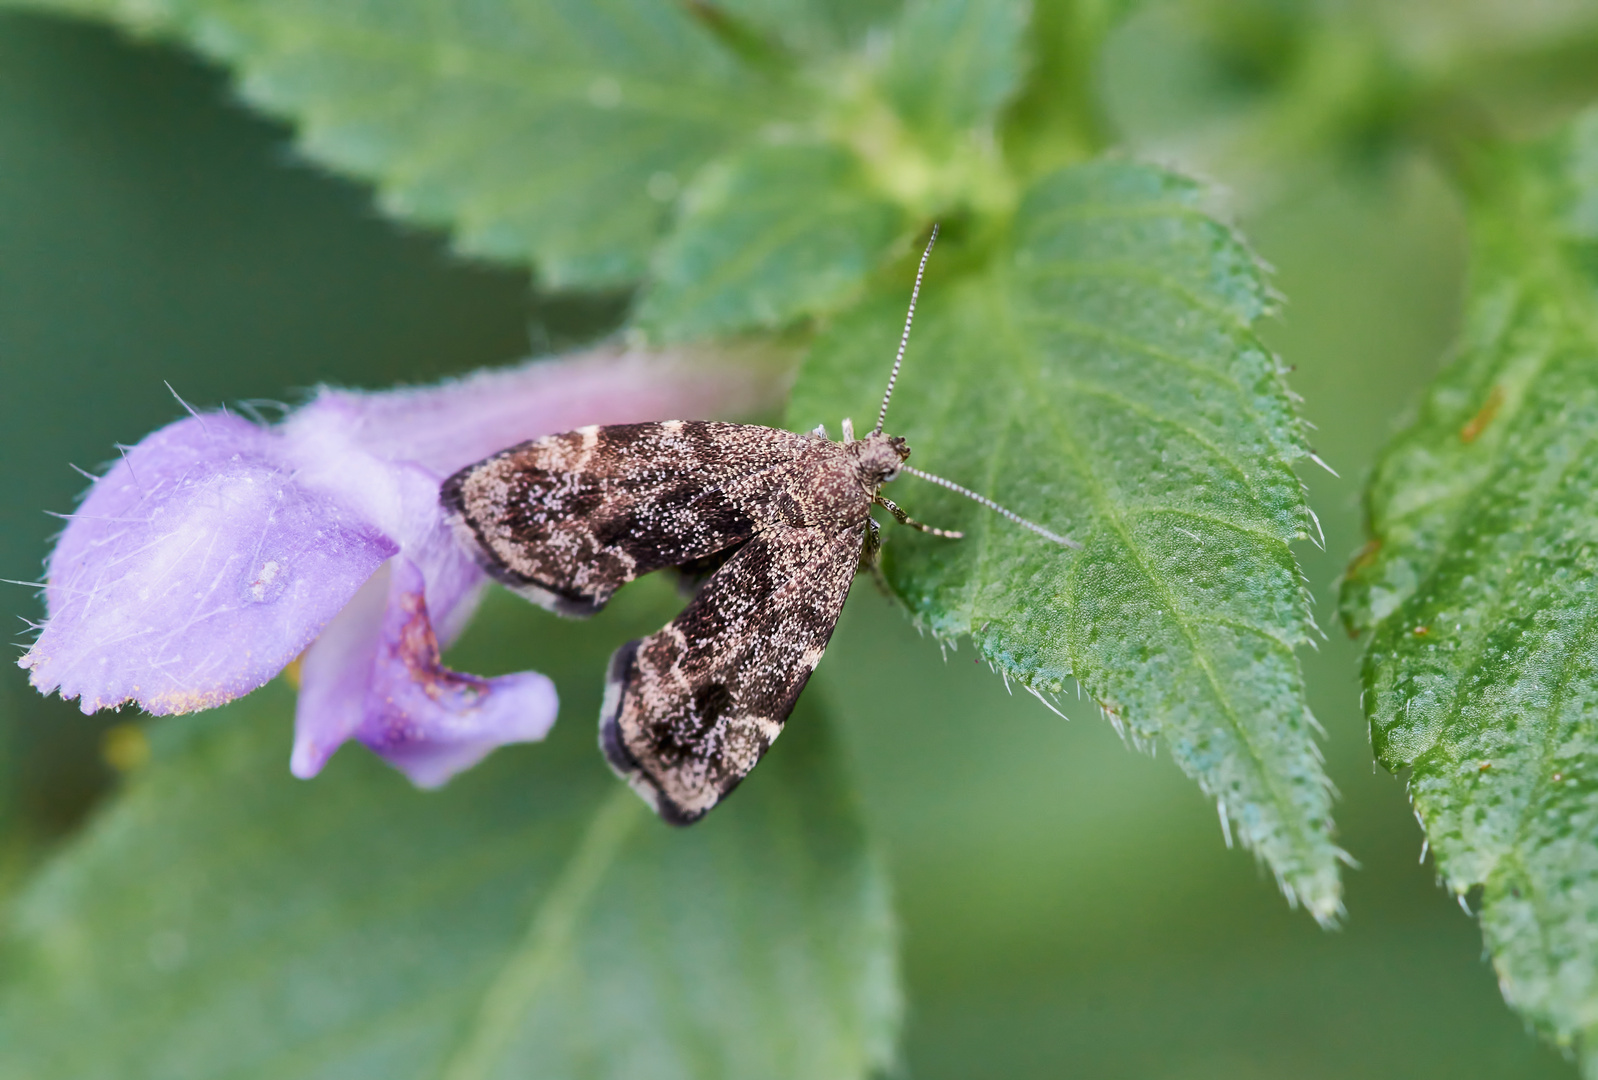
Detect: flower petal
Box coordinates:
(289, 562, 391, 780)
(21, 415, 396, 715)
(320, 556, 557, 787)
(289, 340, 793, 476)
(277, 412, 487, 644)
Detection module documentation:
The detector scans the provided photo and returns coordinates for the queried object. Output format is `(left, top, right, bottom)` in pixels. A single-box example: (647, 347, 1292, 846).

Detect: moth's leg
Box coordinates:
(859, 517, 892, 595)
(859, 517, 881, 570)
(874, 494, 963, 539)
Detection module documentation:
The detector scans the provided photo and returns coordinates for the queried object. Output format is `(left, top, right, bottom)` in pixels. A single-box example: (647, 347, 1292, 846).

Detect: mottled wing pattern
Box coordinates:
(441, 421, 815, 615)
(601, 521, 866, 823)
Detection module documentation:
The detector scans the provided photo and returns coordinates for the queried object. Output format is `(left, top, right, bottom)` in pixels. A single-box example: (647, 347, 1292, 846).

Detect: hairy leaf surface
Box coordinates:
(790, 160, 1340, 919)
(1341, 109, 1598, 1065)
(4, 0, 800, 287)
(0, 581, 899, 1080)
(638, 143, 905, 340)
(880, 0, 1029, 139)
(4, 0, 1038, 318)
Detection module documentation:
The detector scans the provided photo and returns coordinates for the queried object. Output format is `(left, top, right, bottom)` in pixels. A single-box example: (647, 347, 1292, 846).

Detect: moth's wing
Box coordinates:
(441, 421, 815, 616)
(601, 521, 864, 824)
(669, 545, 742, 599)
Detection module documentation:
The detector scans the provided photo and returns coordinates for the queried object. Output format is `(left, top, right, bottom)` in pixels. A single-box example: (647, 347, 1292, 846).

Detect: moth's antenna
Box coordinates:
(900, 465, 1081, 548)
(874, 223, 939, 436)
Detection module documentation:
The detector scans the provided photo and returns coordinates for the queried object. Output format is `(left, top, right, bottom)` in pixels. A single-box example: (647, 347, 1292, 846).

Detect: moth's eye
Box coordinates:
(883, 468, 900, 482)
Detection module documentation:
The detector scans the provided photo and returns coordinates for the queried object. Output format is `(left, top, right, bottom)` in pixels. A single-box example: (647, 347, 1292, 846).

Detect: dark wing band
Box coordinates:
(441, 421, 814, 616)
(600, 521, 865, 823)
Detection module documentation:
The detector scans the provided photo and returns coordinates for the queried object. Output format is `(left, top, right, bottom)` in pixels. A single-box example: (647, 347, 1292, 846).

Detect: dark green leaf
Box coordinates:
(880, 0, 1029, 139)
(636, 0, 1034, 335)
(0, 579, 899, 1079)
(5, 0, 795, 287)
(637, 143, 905, 339)
(1341, 108, 1598, 1064)
(697, 0, 900, 61)
(790, 159, 1340, 919)
(0, 0, 1058, 330)
(998, 0, 1148, 177)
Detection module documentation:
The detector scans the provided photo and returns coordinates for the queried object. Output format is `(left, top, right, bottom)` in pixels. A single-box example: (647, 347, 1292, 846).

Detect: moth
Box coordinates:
(441, 227, 1076, 824)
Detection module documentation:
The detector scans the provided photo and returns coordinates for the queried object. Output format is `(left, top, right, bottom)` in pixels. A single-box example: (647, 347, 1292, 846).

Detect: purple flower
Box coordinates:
(20, 344, 785, 786)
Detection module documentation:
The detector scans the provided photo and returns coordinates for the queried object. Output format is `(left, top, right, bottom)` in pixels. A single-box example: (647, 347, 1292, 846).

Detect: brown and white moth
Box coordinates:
(441, 227, 1076, 824)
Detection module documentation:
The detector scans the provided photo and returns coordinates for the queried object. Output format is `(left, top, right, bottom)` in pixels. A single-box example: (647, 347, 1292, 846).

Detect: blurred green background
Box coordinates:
(0, 7, 1578, 1076)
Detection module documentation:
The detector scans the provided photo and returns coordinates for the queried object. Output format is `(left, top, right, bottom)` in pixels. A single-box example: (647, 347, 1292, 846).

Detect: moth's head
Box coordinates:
(848, 431, 911, 490)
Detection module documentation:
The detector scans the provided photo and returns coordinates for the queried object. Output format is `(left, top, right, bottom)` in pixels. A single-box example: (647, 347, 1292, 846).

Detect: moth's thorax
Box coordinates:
(844, 431, 910, 494)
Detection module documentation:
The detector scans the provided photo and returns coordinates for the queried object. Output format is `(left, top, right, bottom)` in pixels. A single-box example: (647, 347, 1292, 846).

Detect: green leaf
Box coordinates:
(1341, 109, 1598, 1065)
(790, 159, 1341, 920)
(0, 579, 899, 1079)
(998, 0, 1145, 177)
(698, 0, 900, 60)
(637, 143, 906, 340)
(879, 0, 1029, 139)
(635, 0, 1038, 337)
(0, 0, 1061, 329)
(8, 0, 794, 287)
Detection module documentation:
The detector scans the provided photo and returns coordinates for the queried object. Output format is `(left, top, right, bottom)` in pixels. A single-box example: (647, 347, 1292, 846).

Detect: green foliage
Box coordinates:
(637, 144, 905, 340)
(0, 0, 1117, 323)
(0, 0, 1339, 915)
(18, 0, 1598, 1072)
(0, 582, 898, 1079)
(0, 0, 1362, 1068)
(0, 0, 1027, 300)
(790, 160, 1341, 920)
(1342, 109, 1598, 1067)
(879, 0, 1028, 140)
(12, 0, 793, 287)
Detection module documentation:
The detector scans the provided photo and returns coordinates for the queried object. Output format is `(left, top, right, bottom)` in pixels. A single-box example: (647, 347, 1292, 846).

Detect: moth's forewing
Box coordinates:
(440, 421, 815, 616)
(670, 546, 743, 598)
(601, 522, 866, 823)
